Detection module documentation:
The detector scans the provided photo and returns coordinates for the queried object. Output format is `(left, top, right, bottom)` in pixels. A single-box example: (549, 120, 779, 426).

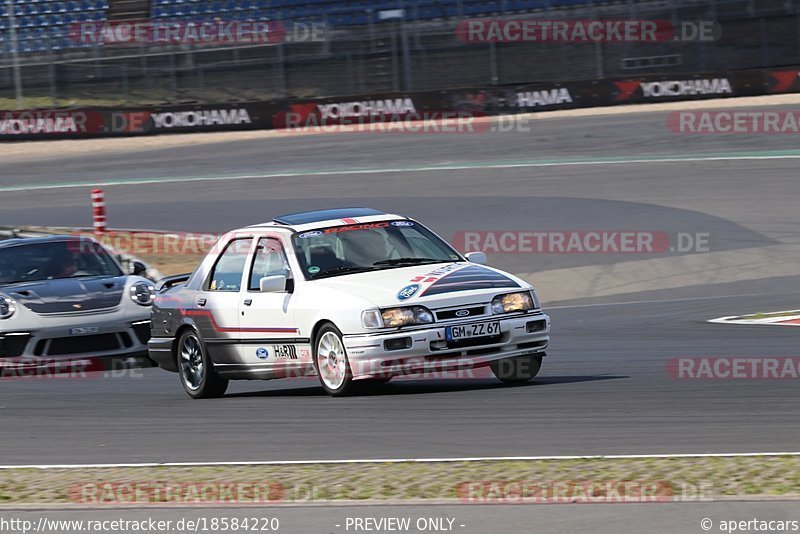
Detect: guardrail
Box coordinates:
(1, 65, 798, 140)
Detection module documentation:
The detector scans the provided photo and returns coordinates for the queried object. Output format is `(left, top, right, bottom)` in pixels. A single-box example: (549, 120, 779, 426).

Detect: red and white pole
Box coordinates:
(91, 189, 107, 235)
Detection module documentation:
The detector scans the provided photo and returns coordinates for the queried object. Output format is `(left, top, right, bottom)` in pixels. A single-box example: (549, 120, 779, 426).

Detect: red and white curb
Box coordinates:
(709, 310, 800, 327)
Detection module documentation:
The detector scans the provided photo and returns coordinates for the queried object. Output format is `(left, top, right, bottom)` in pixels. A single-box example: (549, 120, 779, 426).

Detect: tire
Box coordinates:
(177, 330, 228, 399)
(490, 354, 543, 384)
(313, 323, 355, 397)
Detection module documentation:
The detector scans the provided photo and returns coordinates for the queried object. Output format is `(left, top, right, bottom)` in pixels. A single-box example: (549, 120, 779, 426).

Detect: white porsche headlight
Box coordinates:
(0, 296, 16, 319)
(491, 291, 535, 314)
(130, 282, 155, 306)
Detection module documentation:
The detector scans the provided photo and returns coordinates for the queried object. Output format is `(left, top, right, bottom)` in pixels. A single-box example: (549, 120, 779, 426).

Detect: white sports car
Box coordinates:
(149, 208, 550, 397)
(0, 235, 155, 374)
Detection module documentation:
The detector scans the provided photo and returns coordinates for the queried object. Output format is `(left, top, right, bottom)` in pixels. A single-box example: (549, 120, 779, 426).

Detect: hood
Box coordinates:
(312, 263, 523, 307)
(1, 276, 127, 314)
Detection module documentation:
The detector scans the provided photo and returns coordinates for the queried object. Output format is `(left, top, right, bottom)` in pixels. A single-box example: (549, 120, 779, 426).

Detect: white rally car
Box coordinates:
(149, 208, 550, 397)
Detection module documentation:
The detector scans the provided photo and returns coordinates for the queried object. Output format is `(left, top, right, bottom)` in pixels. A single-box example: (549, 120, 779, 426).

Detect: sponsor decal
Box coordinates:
(307, 266, 320, 274)
(391, 221, 415, 227)
(299, 348, 311, 359)
(150, 109, 251, 129)
(615, 78, 732, 101)
(613, 80, 641, 101)
(317, 98, 417, 120)
(516, 88, 573, 108)
(256, 347, 269, 359)
(298, 230, 323, 239)
(397, 284, 421, 301)
(769, 70, 800, 93)
(272, 345, 298, 359)
(323, 222, 390, 234)
(0, 111, 85, 135)
(275, 98, 419, 129)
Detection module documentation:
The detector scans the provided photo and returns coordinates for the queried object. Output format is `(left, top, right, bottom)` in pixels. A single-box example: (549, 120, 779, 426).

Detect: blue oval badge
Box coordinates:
(391, 221, 414, 227)
(397, 284, 420, 301)
(298, 230, 323, 239)
(256, 347, 269, 360)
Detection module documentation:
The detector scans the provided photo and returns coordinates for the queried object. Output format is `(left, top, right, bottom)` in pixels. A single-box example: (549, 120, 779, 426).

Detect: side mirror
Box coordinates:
(259, 275, 287, 293)
(465, 251, 487, 265)
(131, 260, 148, 277)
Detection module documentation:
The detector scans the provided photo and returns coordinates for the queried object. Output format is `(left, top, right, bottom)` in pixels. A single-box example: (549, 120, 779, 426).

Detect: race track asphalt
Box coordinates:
(1, 106, 799, 465)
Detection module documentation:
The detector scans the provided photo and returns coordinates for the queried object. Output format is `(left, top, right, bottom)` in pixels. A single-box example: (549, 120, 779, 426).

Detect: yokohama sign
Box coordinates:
(614, 77, 733, 101)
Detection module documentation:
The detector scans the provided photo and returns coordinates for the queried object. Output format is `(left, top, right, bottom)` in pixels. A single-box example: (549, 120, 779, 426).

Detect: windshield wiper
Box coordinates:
(373, 258, 450, 266)
(312, 266, 378, 279)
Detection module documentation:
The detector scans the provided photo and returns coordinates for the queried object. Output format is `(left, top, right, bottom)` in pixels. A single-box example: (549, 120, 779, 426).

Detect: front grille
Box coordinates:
(47, 334, 121, 356)
(436, 306, 487, 321)
(0, 334, 31, 357)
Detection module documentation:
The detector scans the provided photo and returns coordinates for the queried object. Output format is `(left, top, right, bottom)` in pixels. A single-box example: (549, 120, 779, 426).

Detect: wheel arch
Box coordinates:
(309, 319, 337, 351)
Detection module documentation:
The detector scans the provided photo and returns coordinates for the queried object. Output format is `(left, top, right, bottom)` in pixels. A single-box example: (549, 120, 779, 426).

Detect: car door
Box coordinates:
(239, 237, 310, 376)
(194, 236, 254, 365)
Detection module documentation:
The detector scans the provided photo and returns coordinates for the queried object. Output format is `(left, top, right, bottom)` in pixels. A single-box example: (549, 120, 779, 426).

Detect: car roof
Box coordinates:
(0, 234, 91, 250)
(246, 207, 409, 233)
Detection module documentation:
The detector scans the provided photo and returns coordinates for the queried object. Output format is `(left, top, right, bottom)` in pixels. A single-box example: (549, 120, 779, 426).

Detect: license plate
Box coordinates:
(446, 321, 501, 341)
(70, 327, 99, 336)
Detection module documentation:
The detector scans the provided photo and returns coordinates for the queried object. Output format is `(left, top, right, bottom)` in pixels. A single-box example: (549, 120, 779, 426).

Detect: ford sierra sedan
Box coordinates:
(148, 208, 550, 397)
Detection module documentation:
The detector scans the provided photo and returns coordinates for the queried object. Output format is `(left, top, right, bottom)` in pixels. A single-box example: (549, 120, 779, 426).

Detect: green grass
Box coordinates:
(1, 456, 799, 505)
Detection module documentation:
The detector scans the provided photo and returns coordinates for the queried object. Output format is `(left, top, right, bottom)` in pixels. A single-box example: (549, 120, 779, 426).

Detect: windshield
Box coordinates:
(291, 220, 462, 280)
(0, 239, 123, 285)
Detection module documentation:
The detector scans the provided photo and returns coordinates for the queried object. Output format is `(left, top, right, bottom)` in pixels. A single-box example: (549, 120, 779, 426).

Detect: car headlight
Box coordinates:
(0, 296, 16, 319)
(361, 307, 435, 328)
(130, 282, 155, 306)
(491, 291, 534, 314)
(361, 309, 383, 329)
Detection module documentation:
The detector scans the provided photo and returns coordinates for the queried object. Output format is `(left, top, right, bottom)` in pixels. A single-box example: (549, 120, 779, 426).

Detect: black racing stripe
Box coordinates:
(421, 266, 520, 297)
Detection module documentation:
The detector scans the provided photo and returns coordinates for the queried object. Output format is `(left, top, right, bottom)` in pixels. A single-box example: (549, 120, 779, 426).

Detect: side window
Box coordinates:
(208, 238, 253, 292)
(249, 238, 291, 291)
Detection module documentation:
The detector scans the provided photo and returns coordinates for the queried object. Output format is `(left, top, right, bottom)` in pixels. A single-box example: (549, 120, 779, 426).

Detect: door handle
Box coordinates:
(197, 298, 207, 307)
(243, 299, 253, 306)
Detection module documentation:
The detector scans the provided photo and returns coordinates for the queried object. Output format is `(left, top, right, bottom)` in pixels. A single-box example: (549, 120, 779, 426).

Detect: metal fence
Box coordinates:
(1, 0, 799, 108)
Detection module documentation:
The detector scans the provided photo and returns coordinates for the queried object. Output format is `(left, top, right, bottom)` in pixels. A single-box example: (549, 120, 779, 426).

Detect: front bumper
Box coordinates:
(0, 314, 152, 366)
(343, 311, 550, 379)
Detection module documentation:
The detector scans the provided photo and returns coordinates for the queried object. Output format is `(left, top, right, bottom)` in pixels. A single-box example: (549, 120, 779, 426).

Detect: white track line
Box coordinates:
(2, 452, 800, 470)
(547, 292, 764, 309)
(4, 153, 800, 193)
